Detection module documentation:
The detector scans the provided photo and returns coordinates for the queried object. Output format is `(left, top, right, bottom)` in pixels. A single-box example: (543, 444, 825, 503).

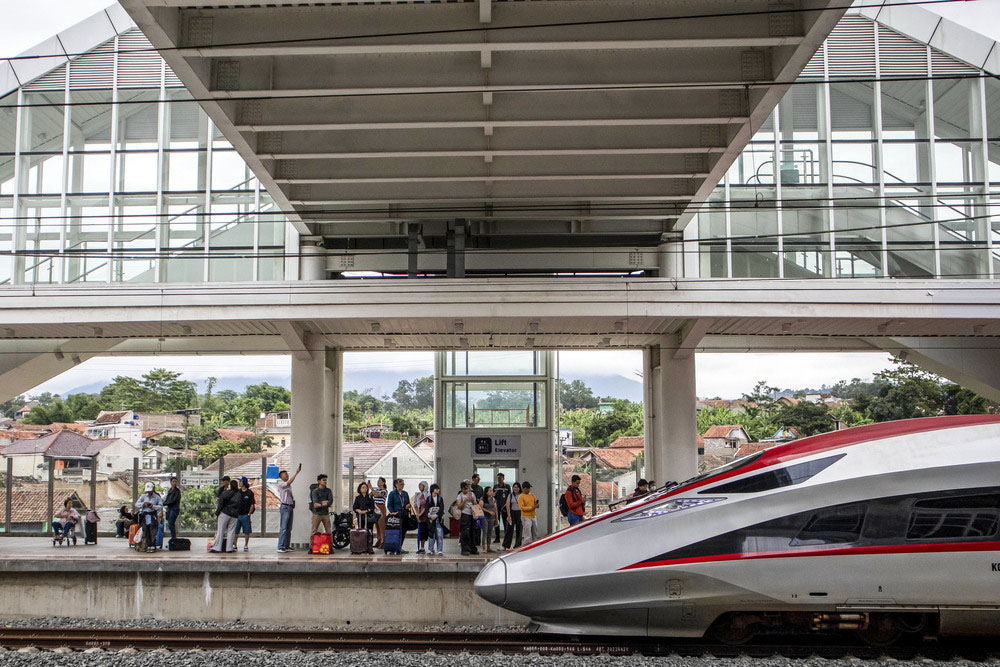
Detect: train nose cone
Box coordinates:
(474, 557, 507, 607)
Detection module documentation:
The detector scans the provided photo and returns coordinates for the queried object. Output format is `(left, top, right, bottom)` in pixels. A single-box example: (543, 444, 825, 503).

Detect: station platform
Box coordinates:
(0, 536, 526, 627)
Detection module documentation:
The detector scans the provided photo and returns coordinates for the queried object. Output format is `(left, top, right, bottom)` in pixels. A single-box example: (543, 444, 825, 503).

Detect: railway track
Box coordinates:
(0, 627, 996, 659)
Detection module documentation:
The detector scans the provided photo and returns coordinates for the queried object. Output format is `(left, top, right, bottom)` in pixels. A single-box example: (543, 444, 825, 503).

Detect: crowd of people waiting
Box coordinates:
(105, 467, 659, 556)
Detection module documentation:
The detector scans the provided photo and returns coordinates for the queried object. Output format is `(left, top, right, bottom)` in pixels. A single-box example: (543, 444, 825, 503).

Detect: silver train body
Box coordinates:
(475, 416, 1000, 640)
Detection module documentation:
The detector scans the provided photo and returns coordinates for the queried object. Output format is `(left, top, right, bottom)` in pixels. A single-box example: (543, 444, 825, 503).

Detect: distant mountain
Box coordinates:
(62, 369, 644, 403)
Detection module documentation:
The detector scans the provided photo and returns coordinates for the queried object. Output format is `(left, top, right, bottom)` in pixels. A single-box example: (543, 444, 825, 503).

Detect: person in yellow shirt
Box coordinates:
(517, 481, 540, 545)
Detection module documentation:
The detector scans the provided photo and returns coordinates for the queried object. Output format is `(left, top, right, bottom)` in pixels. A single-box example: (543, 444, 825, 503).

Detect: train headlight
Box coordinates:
(614, 497, 724, 522)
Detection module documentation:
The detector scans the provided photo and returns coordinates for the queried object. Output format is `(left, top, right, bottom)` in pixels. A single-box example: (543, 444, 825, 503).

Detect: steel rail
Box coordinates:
(0, 627, 997, 658)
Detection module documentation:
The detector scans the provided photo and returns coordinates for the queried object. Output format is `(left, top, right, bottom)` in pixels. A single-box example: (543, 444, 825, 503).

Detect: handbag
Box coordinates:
(405, 513, 418, 532)
(470, 504, 484, 520)
(449, 502, 462, 521)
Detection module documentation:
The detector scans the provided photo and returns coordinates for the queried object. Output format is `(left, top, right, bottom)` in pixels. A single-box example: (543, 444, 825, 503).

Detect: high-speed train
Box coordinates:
(475, 415, 1000, 644)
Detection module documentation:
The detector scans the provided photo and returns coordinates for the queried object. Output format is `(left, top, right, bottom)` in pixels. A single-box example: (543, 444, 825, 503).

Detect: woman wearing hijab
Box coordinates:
(413, 480, 429, 554)
(372, 477, 388, 549)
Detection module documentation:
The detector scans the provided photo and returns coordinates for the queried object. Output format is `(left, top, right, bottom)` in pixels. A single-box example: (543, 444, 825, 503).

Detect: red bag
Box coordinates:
(311, 532, 332, 554)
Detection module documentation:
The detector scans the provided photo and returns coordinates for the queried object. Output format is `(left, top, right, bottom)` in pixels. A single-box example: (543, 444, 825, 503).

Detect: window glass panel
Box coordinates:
(778, 83, 824, 141)
(117, 91, 159, 150)
(0, 197, 12, 284)
(209, 203, 255, 248)
(882, 78, 927, 140)
(20, 203, 61, 284)
(258, 203, 286, 247)
(698, 192, 728, 278)
(211, 150, 251, 190)
(68, 90, 113, 151)
(209, 252, 253, 281)
(0, 93, 15, 155)
(986, 78, 1000, 183)
(934, 141, 978, 184)
(118, 152, 158, 191)
(167, 90, 205, 149)
(21, 154, 65, 194)
(777, 143, 825, 184)
(729, 192, 778, 278)
(732, 147, 773, 185)
(881, 142, 930, 184)
(834, 197, 881, 277)
(781, 190, 828, 278)
(258, 256, 283, 281)
(933, 77, 977, 141)
(831, 142, 876, 184)
(701, 454, 845, 494)
(112, 200, 156, 282)
(21, 91, 65, 153)
(163, 254, 204, 282)
(445, 351, 545, 376)
(830, 82, 875, 140)
(906, 492, 999, 540)
(68, 152, 111, 193)
(164, 198, 204, 249)
(790, 502, 866, 546)
(885, 188, 935, 277)
(443, 381, 545, 428)
(165, 150, 204, 191)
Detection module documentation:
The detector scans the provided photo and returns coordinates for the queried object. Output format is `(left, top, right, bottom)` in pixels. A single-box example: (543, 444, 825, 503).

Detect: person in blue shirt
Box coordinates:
(386, 478, 412, 554)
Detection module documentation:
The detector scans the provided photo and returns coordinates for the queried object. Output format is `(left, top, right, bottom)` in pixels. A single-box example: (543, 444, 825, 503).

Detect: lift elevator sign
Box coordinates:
(472, 435, 521, 458)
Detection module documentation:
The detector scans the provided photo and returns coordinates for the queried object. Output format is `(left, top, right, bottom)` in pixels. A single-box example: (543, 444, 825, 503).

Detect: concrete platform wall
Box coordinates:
(0, 570, 527, 627)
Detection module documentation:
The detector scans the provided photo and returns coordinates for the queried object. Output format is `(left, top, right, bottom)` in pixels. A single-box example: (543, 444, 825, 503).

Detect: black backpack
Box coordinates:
(558, 492, 569, 517)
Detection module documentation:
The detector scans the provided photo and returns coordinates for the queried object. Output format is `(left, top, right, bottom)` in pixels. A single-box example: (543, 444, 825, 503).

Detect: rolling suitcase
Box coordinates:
(84, 520, 98, 545)
(383, 514, 403, 554)
(350, 515, 372, 554)
(168, 537, 191, 551)
(128, 523, 139, 548)
(311, 532, 332, 554)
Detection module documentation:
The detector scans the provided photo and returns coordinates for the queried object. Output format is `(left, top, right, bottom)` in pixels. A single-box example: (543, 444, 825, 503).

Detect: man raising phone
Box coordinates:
(276, 463, 302, 553)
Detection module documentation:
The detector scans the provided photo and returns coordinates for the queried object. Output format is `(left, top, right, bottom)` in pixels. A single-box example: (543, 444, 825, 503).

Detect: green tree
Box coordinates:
(830, 403, 872, 428)
(64, 393, 102, 421)
(864, 361, 944, 422)
(163, 457, 193, 473)
(343, 400, 363, 425)
(21, 399, 74, 425)
(178, 486, 219, 531)
(239, 433, 275, 454)
(559, 379, 599, 411)
(99, 376, 147, 410)
(742, 380, 779, 415)
(772, 401, 834, 436)
(392, 380, 415, 410)
(155, 435, 189, 450)
(243, 382, 291, 412)
(197, 439, 244, 466)
(0, 395, 27, 418)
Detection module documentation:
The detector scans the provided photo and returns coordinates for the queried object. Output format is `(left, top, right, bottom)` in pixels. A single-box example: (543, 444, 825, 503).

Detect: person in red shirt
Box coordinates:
(565, 475, 586, 526)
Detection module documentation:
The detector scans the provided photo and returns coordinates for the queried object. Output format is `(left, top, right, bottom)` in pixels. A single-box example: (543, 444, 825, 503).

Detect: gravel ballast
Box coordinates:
(0, 617, 526, 633)
(0, 650, 987, 667)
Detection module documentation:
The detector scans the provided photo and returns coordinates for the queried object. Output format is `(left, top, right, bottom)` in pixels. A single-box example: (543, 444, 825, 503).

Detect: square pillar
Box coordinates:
(289, 334, 326, 547)
(325, 349, 344, 511)
(643, 345, 698, 486)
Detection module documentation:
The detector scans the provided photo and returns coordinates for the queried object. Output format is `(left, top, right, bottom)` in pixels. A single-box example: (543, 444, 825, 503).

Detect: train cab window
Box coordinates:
(700, 454, 845, 494)
(905, 492, 1000, 541)
(790, 502, 867, 547)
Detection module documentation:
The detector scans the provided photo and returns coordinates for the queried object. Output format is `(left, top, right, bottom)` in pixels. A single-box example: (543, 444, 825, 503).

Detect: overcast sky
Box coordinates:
(2, 0, 973, 398)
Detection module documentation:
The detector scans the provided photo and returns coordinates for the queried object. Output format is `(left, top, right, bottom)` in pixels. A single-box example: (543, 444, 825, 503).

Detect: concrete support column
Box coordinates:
(290, 334, 325, 547)
(643, 344, 698, 486)
(657, 233, 683, 278)
(299, 241, 326, 281)
(325, 349, 344, 511)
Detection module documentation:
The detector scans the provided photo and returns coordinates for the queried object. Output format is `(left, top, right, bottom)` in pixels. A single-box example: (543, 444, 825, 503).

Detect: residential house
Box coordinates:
(87, 411, 143, 447)
(0, 430, 142, 480)
(256, 411, 291, 449)
(735, 441, 783, 458)
(761, 426, 803, 443)
(142, 446, 185, 470)
(204, 452, 269, 476)
(0, 485, 86, 533)
(700, 425, 752, 455)
(142, 429, 184, 446)
(136, 412, 200, 429)
(695, 399, 750, 413)
(559, 465, 619, 517)
(411, 433, 435, 466)
(359, 424, 391, 439)
(585, 447, 640, 472)
(12, 401, 39, 420)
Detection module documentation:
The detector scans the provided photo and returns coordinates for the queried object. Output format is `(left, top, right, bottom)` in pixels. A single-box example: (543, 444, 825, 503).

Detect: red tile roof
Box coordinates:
(49, 423, 88, 433)
(735, 441, 781, 458)
(94, 411, 131, 425)
(588, 448, 639, 470)
(608, 435, 644, 449)
(0, 430, 43, 443)
(560, 467, 617, 500)
(215, 428, 255, 443)
(365, 437, 403, 445)
(2, 430, 117, 458)
(204, 452, 267, 473)
(0, 485, 85, 523)
(702, 425, 749, 439)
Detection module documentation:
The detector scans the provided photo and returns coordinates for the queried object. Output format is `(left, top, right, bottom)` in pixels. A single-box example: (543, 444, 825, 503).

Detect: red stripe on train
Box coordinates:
(619, 540, 1000, 570)
(517, 415, 1000, 554)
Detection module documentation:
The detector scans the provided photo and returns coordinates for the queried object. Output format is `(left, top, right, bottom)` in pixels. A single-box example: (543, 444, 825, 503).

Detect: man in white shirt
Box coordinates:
(277, 463, 302, 553)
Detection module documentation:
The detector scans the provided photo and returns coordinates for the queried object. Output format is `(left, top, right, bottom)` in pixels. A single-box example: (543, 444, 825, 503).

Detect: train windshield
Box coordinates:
(672, 451, 765, 490)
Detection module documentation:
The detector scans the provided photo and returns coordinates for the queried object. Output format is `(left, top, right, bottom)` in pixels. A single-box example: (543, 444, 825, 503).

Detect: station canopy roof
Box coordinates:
(120, 0, 847, 264)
